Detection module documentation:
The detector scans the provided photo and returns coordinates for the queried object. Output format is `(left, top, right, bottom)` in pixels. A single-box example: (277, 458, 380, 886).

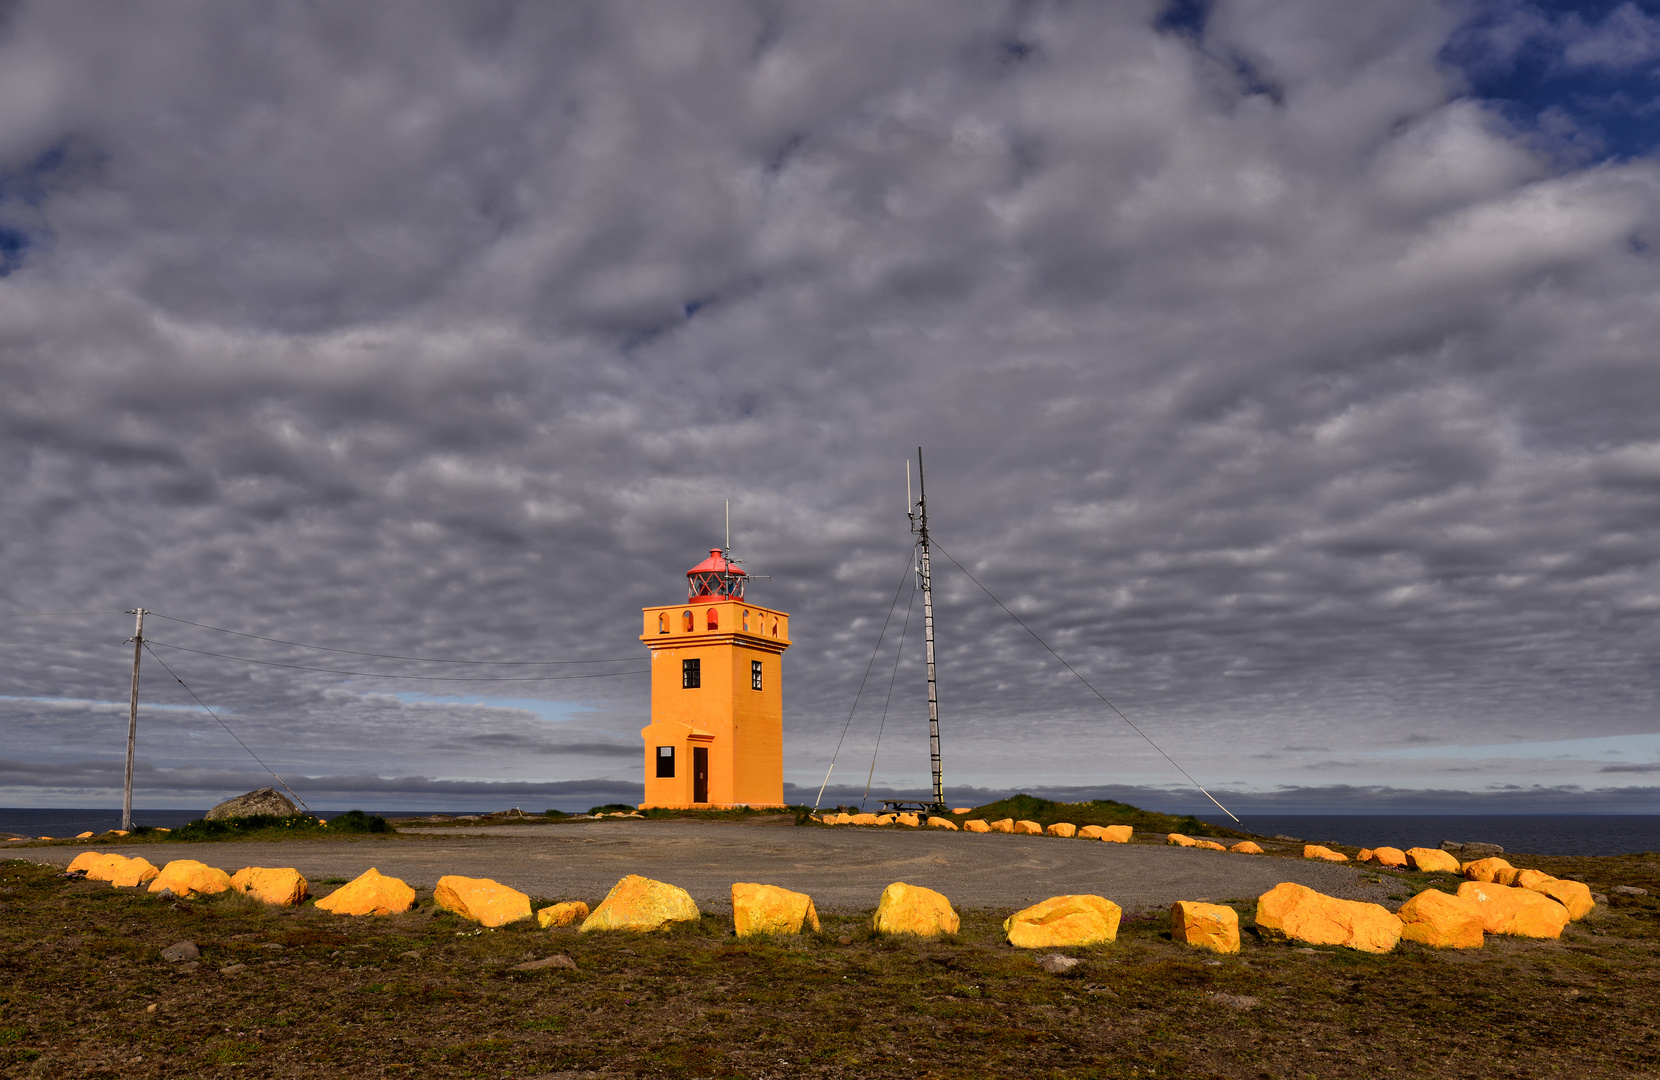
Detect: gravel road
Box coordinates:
(27, 819, 1394, 913)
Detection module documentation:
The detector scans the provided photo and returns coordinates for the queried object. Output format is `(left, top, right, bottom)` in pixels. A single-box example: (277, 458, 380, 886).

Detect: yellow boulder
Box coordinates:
(732, 883, 820, 936)
(874, 813, 896, 825)
(107, 856, 160, 888)
(314, 867, 416, 916)
(1045, 822, 1077, 838)
(1405, 847, 1461, 873)
(1255, 882, 1402, 953)
(1303, 845, 1348, 863)
(963, 819, 991, 833)
(1462, 856, 1514, 883)
(987, 818, 1015, 834)
(1357, 848, 1373, 862)
(109, 830, 129, 837)
(1013, 820, 1043, 835)
(78, 853, 130, 881)
(228, 867, 308, 906)
(1397, 888, 1485, 949)
(435, 875, 532, 927)
(67, 851, 104, 872)
(872, 882, 959, 937)
(1367, 846, 1407, 869)
(147, 859, 232, 898)
(1229, 841, 1264, 854)
(1101, 825, 1133, 843)
(1004, 894, 1122, 949)
(1456, 882, 1568, 939)
(927, 816, 959, 830)
(849, 813, 879, 825)
(1194, 839, 1226, 851)
(896, 813, 921, 827)
(1167, 833, 1198, 847)
(1170, 901, 1240, 954)
(75, 831, 94, 839)
(580, 874, 700, 933)
(536, 901, 590, 928)
(1503, 868, 1553, 890)
(1077, 825, 1107, 839)
(1527, 877, 1594, 921)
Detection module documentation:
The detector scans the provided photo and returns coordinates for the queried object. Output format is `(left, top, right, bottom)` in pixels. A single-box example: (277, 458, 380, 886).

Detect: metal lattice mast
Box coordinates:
(912, 448, 945, 814)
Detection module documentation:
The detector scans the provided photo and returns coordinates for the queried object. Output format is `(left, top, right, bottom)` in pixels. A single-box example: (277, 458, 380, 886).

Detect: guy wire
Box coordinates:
(861, 575, 916, 811)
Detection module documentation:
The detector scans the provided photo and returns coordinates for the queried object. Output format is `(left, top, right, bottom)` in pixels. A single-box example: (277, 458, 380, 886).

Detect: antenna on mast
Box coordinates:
(885, 447, 946, 817)
(725, 498, 730, 557)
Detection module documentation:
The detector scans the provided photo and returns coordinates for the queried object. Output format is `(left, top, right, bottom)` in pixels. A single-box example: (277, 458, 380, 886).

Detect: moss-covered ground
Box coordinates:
(1, 844, 1657, 1079)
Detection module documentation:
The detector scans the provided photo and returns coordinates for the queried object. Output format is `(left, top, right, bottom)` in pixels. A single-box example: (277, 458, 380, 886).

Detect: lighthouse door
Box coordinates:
(692, 747, 709, 803)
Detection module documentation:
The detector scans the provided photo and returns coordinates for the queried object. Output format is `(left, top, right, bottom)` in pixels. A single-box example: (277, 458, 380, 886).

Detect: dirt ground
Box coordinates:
(24, 818, 1393, 912)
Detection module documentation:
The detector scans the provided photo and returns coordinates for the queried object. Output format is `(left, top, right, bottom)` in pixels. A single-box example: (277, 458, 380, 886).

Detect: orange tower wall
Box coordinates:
(639, 599, 790, 809)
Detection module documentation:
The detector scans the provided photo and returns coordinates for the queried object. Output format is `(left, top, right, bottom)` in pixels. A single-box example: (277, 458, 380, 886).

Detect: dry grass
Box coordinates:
(1, 852, 1657, 1079)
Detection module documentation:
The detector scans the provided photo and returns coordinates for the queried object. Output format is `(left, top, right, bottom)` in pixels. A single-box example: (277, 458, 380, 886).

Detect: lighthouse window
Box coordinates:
(751, 660, 763, 691)
(706, 608, 719, 630)
(682, 609, 693, 632)
(682, 657, 701, 688)
(656, 746, 675, 778)
(658, 613, 668, 634)
(742, 609, 749, 632)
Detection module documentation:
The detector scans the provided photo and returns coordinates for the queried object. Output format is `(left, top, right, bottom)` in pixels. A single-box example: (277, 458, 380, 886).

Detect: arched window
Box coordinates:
(771, 617, 779, 638)
(658, 613, 669, 634)
(706, 608, 719, 631)
(742, 609, 750, 632)
(682, 610, 694, 632)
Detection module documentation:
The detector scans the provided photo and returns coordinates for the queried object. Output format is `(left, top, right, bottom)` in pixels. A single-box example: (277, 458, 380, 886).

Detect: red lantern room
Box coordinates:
(686, 548, 746, 600)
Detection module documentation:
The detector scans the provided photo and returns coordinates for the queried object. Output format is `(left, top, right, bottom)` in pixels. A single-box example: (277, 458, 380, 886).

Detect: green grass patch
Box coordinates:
(957, 793, 1248, 838)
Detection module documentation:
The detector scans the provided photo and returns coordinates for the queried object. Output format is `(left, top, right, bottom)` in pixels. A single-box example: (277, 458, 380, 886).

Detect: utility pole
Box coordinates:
(123, 608, 145, 832)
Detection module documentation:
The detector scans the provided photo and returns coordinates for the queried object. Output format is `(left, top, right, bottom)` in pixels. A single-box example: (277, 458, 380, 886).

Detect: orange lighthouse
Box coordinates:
(639, 548, 791, 809)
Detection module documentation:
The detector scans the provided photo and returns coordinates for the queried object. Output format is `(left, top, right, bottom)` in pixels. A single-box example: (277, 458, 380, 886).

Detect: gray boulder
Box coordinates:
(1440, 840, 1504, 856)
(206, 788, 298, 820)
(160, 941, 199, 962)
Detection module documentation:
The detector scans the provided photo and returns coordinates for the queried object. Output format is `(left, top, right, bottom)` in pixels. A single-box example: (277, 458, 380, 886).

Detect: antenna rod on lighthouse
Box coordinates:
(914, 448, 945, 815)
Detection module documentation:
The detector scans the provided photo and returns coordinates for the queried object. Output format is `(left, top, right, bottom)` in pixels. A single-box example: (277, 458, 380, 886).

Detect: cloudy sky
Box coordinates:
(3, 0, 1659, 818)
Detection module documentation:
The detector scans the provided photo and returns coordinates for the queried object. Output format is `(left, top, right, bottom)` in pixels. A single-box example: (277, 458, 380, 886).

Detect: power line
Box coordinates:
(146, 639, 648, 682)
(145, 612, 636, 665)
(861, 577, 916, 811)
(0, 611, 124, 618)
(932, 542, 1239, 824)
(0, 639, 121, 645)
(142, 644, 310, 812)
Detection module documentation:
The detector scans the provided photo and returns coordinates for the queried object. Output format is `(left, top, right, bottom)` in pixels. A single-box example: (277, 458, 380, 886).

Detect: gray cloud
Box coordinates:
(2, 1, 1658, 816)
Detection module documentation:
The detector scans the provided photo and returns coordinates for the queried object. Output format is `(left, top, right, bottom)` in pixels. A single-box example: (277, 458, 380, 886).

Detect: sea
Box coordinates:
(4, 807, 1660, 856)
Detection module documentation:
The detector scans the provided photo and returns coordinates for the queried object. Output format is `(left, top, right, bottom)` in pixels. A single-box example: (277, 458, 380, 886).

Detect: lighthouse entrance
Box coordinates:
(692, 747, 709, 803)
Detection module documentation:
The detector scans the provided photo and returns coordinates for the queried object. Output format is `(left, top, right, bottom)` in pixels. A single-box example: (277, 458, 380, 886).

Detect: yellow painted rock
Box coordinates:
(1456, 882, 1568, 939)
(1167, 833, 1198, 847)
(229, 867, 308, 906)
(896, 813, 921, 827)
(1101, 825, 1133, 843)
(732, 883, 820, 936)
(1462, 856, 1514, 883)
(927, 816, 959, 830)
(1303, 845, 1348, 863)
(1507, 868, 1553, 890)
(67, 851, 107, 874)
(536, 901, 590, 928)
(147, 859, 232, 898)
(109, 830, 129, 837)
(1527, 877, 1594, 921)
(987, 818, 1015, 834)
(1229, 841, 1264, 854)
(434, 875, 532, 927)
(1013, 820, 1043, 835)
(580, 874, 699, 933)
(1397, 889, 1485, 949)
(1194, 839, 1226, 851)
(963, 819, 991, 833)
(874, 813, 896, 825)
(75, 831, 94, 839)
(1366, 846, 1408, 868)
(952, 807, 972, 814)
(1170, 901, 1240, 954)
(1077, 825, 1107, 839)
(81, 853, 132, 883)
(315, 867, 416, 916)
(872, 882, 959, 937)
(849, 813, 879, 825)
(107, 857, 160, 888)
(1357, 848, 1373, 862)
(1255, 882, 1402, 953)
(1405, 847, 1461, 873)
(1004, 894, 1121, 949)
(1045, 822, 1077, 838)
